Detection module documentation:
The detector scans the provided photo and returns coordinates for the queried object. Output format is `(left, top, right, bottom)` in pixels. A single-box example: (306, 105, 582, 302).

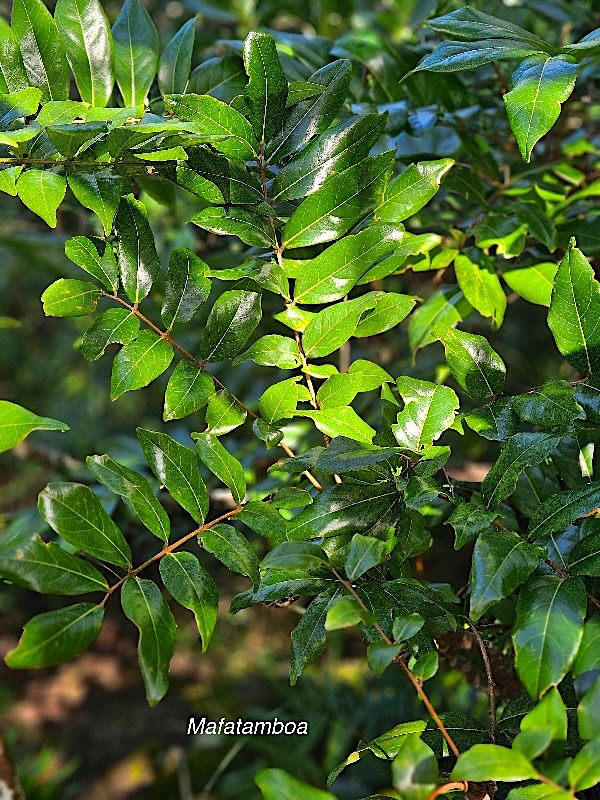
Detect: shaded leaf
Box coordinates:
(434, 325, 505, 398)
(160, 552, 217, 651)
(201, 523, 258, 587)
(163, 362, 215, 421)
(112, 0, 159, 106)
(194, 432, 245, 505)
(0, 400, 68, 453)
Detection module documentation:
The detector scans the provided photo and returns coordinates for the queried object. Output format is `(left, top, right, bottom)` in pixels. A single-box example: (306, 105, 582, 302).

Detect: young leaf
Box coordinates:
(201, 523, 258, 587)
(259, 378, 311, 424)
(408, 285, 472, 354)
(137, 428, 208, 524)
(121, 577, 176, 707)
(111, 330, 174, 400)
(503, 263, 558, 307)
(392, 378, 459, 451)
(375, 159, 454, 222)
(300, 408, 376, 445)
(80, 308, 139, 361)
(232, 335, 301, 369)
(55, 0, 114, 107)
(163, 362, 215, 421)
(112, 0, 159, 106)
(161, 248, 210, 329)
(41, 279, 101, 317)
(451, 744, 537, 782)
(114, 195, 161, 305)
(0, 532, 108, 594)
(434, 325, 506, 398)
(243, 32, 287, 144)
(393, 613, 425, 642)
(191, 207, 275, 248)
(469, 530, 543, 622)
(194, 433, 246, 505)
(567, 737, 600, 791)
(199, 289, 261, 362)
(159, 552, 217, 651)
(528, 482, 600, 541)
(158, 18, 195, 96)
(547, 240, 600, 376)
(5, 603, 104, 668)
(513, 576, 586, 698)
(290, 588, 339, 684)
(346, 533, 389, 579)
(455, 253, 506, 328)
(367, 641, 403, 677)
(87, 454, 170, 543)
(65, 236, 118, 292)
(256, 768, 336, 800)
(16, 169, 66, 227)
(38, 482, 132, 568)
(302, 294, 378, 358)
(12, 0, 70, 102)
(67, 171, 124, 236)
(282, 151, 395, 249)
(505, 56, 577, 162)
(0, 400, 68, 453)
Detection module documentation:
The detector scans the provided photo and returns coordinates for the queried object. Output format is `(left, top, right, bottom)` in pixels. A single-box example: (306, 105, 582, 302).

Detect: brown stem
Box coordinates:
(330, 568, 461, 759)
(0, 156, 153, 171)
(427, 782, 468, 800)
(0, 735, 25, 800)
(100, 507, 241, 606)
(470, 625, 496, 743)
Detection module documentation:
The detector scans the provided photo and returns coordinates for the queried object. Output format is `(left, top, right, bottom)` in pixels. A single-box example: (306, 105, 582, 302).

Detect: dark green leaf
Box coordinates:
(243, 32, 287, 144)
(191, 207, 275, 248)
(80, 308, 139, 361)
(65, 236, 118, 292)
(111, 330, 173, 400)
(434, 325, 506, 399)
(201, 523, 258, 587)
(158, 19, 195, 96)
(416, 39, 536, 73)
(0, 400, 68, 453)
(514, 380, 584, 429)
(569, 519, 600, 576)
(176, 147, 263, 205)
(447, 502, 498, 549)
(112, 0, 159, 106)
(16, 169, 66, 227)
(5, 603, 104, 668)
(408, 285, 472, 354)
(194, 433, 246, 505)
(38, 482, 132, 568)
(12, 0, 69, 102)
(375, 159, 454, 222)
(187, 55, 245, 102)
(464, 397, 519, 441)
(121, 577, 176, 706)
(528, 483, 600, 541)
(428, 8, 550, 49)
(161, 248, 210, 329)
(205, 389, 246, 435)
(163, 362, 215, 421)
(41, 278, 101, 317)
(392, 377, 459, 451)
(290, 588, 339, 684)
(67, 171, 124, 236)
(199, 289, 262, 362)
(114, 195, 161, 305)
(261, 542, 329, 571)
(159, 552, 217, 651)
(346, 533, 390, 579)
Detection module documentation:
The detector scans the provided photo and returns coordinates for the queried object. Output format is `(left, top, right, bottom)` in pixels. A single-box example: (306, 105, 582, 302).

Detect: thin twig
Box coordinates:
(470, 625, 496, 743)
(427, 782, 468, 800)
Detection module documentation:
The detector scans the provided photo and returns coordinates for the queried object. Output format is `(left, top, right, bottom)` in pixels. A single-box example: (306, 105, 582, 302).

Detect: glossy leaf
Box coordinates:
(55, 0, 114, 106)
(0, 400, 68, 453)
(409, 285, 472, 354)
(346, 533, 389, 579)
(256, 768, 336, 800)
(16, 169, 66, 227)
(448, 502, 498, 549)
(375, 159, 454, 222)
(392, 377, 459, 451)
(300, 407, 376, 444)
(259, 378, 311, 424)
(161, 248, 210, 329)
(199, 289, 261, 362)
(428, 8, 550, 49)
(243, 32, 287, 144)
(513, 576, 586, 698)
(302, 294, 377, 358)
(547, 240, 600, 376)
(114, 195, 161, 305)
(201, 523, 258, 587)
(282, 151, 394, 249)
(41, 278, 101, 317)
(65, 236, 118, 292)
(163, 362, 215, 421)
(87, 454, 170, 543)
(68, 171, 124, 236)
(232, 335, 301, 369)
(194, 433, 246, 505)
(191, 207, 275, 248)
(121, 577, 176, 707)
(187, 55, 245, 102)
(12, 0, 69, 102)
(454, 253, 506, 328)
(503, 262, 558, 307)
(158, 19, 194, 96)
(5, 603, 104, 668)
(80, 308, 139, 361)
(435, 325, 506, 398)
(38, 482, 132, 568)
(159, 552, 217, 651)
(505, 56, 577, 162)
(112, 0, 159, 106)
(393, 613, 425, 642)
(451, 744, 537, 782)
(416, 39, 537, 72)
(568, 738, 600, 791)
(354, 293, 415, 337)
(528, 482, 600, 541)
(465, 397, 520, 441)
(0, 19, 29, 93)
(205, 389, 246, 435)
(469, 530, 543, 622)
(290, 588, 339, 684)
(111, 330, 173, 400)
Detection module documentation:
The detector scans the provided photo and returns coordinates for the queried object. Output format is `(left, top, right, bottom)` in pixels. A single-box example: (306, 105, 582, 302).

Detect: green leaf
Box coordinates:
(0, 19, 29, 93)
(393, 613, 425, 642)
(285, 80, 325, 106)
(528, 483, 600, 541)
(0, 400, 68, 453)
(416, 39, 537, 73)
(0, 87, 41, 128)
(448, 503, 498, 549)
(199, 289, 262, 362)
(367, 640, 403, 677)
(55, 0, 114, 107)
(346, 533, 390, 579)
(375, 159, 454, 222)
(16, 169, 66, 227)
(302, 294, 378, 358)
(411, 651, 439, 682)
(290, 588, 339, 684)
(161, 248, 210, 330)
(67, 171, 124, 236)
(513, 576, 586, 698)
(201, 523, 258, 587)
(65, 236, 118, 292)
(514, 380, 584, 430)
(121, 577, 176, 706)
(164, 93, 257, 160)
(114, 195, 161, 305)
(159, 552, 217, 651)
(0, 164, 23, 195)
(408, 285, 472, 354)
(293, 224, 404, 305)
(194, 433, 245, 505)
(41, 278, 101, 318)
(0, 532, 108, 594)
(282, 151, 394, 249)
(473, 213, 527, 259)
(481, 433, 561, 509)
(434, 325, 505, 399)
(578, 677, 600, 739)
(232, 335, 301, 369)
(316, 374, 363, 408)
(187, 55, 245, 102)
(243, 32, 287, 144)
(272, 112, 386, 202)
(464, 397, 519, 441)
(451, 744, 537, 782)
(204, 389, 246, 435)
(314, 439, 399, 472)
(137, 428, 208, 524)
(176, 146, 263, 205)
(258, 378, 310, 424)
(568, 738, 600, 791)
(548, 241, 600, 375)
(569, 519, 600, 576)
(391, 733, 438, 800)
(5, 603, 104, 668)
(513, 687, 567, 759)
(573, 617, 600, 678)
(12, 0, 69, 102)
(271, 488, 313, 510)
(301, 407, 376, 445)
(38, 482, 132, 568)
(266, 59, 351, 162)
(428, 8, 551, 49)
(455, 254, 506, 328)
(80, 308, 139, 361)
(190, 206, 275, 248)
(256, 768, 336, 800)
(505, 56, 577, 162)
(112, 0, 159, 106)
(325, 597, 375, 630)
(158, 18, 194, 96)
(469, 530, 543, 622)
(111, 330, 173, 400)
(392, 378, 459, 451)
(163, 362, 215, 421)
(354, 293, 415, 338)
(87, 454, 170, 543)
(262, 542, 329, 571)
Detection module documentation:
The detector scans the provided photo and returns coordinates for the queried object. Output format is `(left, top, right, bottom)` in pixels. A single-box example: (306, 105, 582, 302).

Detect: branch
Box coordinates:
(470, 625, 496, 743)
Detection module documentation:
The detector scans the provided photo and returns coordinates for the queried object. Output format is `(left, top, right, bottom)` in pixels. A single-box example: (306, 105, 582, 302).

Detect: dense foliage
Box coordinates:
(2, 0, 600, 797)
